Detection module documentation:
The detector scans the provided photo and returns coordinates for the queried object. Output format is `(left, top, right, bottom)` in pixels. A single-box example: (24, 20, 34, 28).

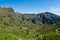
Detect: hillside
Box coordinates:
(0, 7, 24, 26)
(0, 7, 60, 40)
(18, 12, 60, 25)
(0, 7, 60, 26)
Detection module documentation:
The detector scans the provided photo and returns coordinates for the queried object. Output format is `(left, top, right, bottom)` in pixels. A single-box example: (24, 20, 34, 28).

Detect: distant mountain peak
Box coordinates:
(19, 12, 60, 24)
(0, 7, 60, 25)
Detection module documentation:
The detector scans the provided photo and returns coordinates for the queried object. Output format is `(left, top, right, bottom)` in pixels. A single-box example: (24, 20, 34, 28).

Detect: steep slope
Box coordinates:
(0, 7, 60, 40)
(19, 12, 60, 25)
(0, 8, 23, 26)
(37, 12, 60, 24)
(0, 7, 31, 40)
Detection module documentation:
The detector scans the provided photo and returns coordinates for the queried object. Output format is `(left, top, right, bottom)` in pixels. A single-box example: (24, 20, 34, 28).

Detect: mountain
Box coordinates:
(0, 7, 23, 26)
(18, 12, 60, 25)
(0, 7, 60, 32)
(0, 7, 60, 26)
(0, 7, 60, 40)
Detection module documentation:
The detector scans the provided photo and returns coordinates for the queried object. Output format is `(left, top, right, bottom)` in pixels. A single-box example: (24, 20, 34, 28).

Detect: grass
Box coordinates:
(0, 23, 60, 40)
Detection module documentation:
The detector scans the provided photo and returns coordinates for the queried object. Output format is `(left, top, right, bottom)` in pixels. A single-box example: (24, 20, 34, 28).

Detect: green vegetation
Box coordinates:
(0, 8, 60, 40)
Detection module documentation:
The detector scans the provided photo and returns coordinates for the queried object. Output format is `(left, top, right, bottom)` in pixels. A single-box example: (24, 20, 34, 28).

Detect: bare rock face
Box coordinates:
(37, 12, 60, 24)
(0, 7, 21, 26)
(0, 7, 14, 13)
(7, 7, 14, 12)
(20, 12, 60, 24)
(0, 7, 60, 25)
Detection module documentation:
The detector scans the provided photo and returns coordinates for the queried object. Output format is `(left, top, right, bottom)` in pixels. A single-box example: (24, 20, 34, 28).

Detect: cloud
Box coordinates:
(49, 5, 60, 15)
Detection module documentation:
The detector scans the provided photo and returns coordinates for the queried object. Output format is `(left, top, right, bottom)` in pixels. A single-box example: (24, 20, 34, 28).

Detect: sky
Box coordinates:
(0, 0, 60, 15)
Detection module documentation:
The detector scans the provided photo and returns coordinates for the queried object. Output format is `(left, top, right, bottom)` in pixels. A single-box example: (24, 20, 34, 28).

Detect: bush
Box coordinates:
(44, 33, 60, 40)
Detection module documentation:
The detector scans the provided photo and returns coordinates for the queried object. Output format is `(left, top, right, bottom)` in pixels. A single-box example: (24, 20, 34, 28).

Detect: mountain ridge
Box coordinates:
(0, 7, 60, 25)
(18, 12, 60, 25)
(0, 7, 60, 40)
